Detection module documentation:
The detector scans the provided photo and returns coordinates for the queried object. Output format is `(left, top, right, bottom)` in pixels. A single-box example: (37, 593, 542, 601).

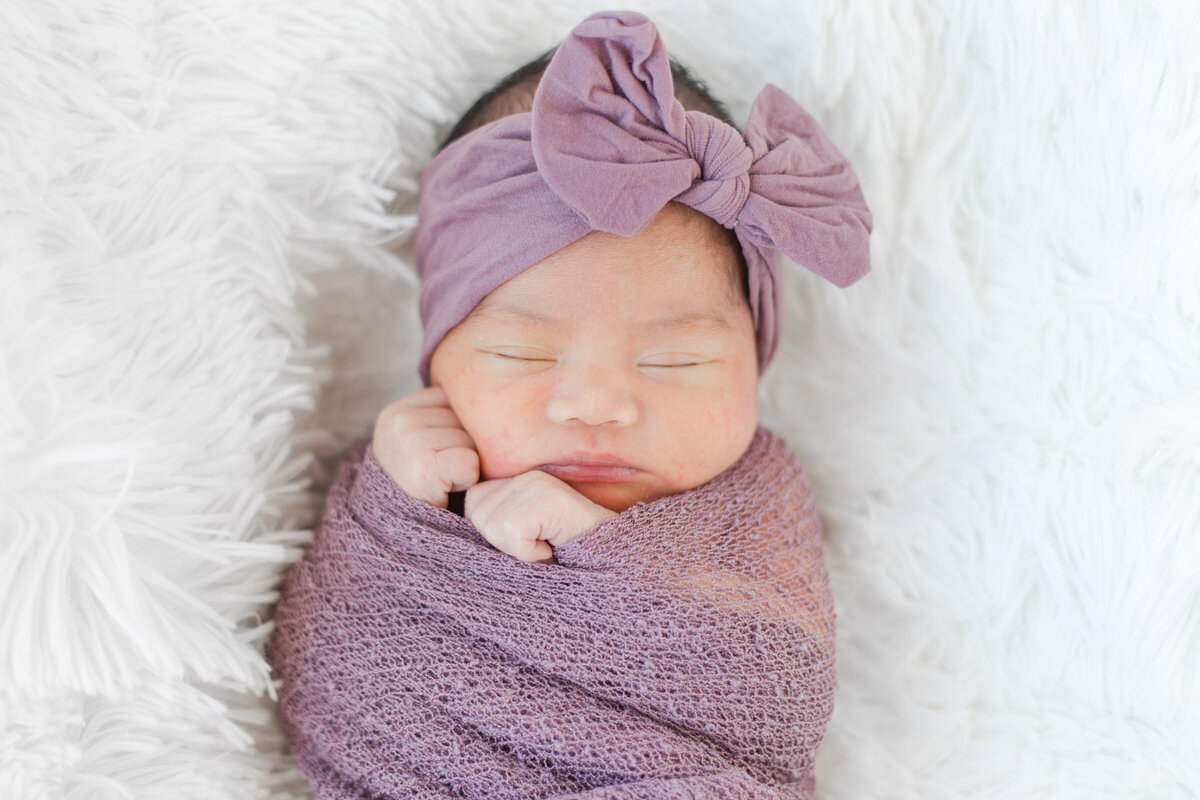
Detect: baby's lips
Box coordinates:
(536, 462, 644, 483)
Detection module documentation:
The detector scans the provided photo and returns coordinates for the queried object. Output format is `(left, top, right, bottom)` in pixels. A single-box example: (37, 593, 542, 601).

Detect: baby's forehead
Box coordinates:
(467, 272, 741, 339)
(461, 203, 746, 323)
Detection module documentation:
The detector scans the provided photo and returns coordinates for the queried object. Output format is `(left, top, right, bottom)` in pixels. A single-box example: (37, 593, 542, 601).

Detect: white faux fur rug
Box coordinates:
(2, 1, 1197, 798)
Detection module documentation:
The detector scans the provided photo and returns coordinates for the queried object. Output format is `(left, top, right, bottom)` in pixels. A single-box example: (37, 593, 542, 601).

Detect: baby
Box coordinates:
(370, 12, 871, 567)
(267, 11, 873, 795)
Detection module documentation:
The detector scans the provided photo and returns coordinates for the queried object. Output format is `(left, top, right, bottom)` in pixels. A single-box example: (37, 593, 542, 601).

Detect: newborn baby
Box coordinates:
(373, 198, 758, 564)
(370, 17, 869, 566)
(267, 9, 873, 797)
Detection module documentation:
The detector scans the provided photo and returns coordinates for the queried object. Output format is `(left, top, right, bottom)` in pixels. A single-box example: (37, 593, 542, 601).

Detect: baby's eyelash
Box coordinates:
(490, 353, 553, 362)
(488, 352, 704, 367)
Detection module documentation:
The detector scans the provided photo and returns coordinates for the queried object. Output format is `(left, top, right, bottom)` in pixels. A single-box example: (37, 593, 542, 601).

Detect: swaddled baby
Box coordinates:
(371, 12, 871, 567)
(267, 9, 872, 797)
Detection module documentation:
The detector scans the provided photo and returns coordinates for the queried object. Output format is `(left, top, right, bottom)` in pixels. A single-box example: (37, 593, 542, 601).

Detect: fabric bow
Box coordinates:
(414, 9, 873, 386)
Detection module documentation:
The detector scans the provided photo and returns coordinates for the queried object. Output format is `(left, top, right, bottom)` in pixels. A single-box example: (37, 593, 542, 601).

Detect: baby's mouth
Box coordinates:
(536, 462, 643, 483)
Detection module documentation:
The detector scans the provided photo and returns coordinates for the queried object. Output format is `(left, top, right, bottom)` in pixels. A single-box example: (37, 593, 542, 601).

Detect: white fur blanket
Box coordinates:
(2, 1, 1197, 798)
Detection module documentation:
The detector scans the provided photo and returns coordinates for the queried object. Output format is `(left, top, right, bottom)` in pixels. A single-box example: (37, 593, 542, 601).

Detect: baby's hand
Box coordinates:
(465, 471, 617, 564)
(371, 386, 480, 508)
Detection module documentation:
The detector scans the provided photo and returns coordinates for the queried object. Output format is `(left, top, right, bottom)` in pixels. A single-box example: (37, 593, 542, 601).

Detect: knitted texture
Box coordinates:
(266, 425, 837, 798)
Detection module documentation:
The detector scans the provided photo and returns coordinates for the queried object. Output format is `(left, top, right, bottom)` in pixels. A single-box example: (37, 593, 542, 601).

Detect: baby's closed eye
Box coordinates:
(638, 356, 711, 368)
(487, 350, 556, 363)
(483, 349, 713, 368)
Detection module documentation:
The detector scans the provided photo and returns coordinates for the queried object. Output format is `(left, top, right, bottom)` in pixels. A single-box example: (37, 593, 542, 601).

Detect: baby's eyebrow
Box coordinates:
(475, 302, 731, 331)
(643, 309, 732, 331)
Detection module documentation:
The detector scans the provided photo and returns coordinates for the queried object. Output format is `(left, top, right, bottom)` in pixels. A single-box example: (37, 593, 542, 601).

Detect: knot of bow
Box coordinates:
(530, 9, 873, 290)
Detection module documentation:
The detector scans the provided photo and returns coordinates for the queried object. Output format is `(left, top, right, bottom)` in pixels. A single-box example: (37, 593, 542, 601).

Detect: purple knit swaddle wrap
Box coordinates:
(415, 9, 873, 386)
(267, 426, 837, 798)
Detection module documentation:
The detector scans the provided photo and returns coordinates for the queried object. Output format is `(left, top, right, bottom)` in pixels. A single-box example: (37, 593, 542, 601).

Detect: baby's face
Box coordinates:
(429, 202, 759, 512)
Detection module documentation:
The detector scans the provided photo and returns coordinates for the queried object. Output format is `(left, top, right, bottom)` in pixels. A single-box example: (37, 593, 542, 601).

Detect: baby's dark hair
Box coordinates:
(439, 45, 738, 150)
(438, 45, 750, 312)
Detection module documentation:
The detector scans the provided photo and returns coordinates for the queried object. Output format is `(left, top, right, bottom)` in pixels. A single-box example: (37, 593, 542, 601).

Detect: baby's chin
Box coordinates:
(567, 480, 671, 513)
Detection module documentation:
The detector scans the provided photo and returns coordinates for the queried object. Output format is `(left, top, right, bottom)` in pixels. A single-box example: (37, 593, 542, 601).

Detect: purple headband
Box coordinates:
(415, 9, 872, 386)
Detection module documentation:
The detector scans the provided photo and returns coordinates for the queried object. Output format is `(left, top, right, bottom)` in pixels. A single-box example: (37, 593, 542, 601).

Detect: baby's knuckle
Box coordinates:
(406, 459, 447, 501)
(477, 519, 509, 549)
(490, 515, 522, 541)
(516, 470, 551, 490)
(453, 449, 480, 483)
(404, 426, 435, 453)
(376, 408, 417, 441)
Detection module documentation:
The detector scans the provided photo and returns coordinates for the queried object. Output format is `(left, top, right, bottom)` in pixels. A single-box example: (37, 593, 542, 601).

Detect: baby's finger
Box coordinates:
(400, 445, 477, 508)
(412, 424, 475, 455)
(435, 446, 480, 493)
(375, 390, 447, 432)
(463, 478, 506, 519)
(409, 406, 469, 431)
(375, 413, 473, 470)
(397, 385, 451, 408)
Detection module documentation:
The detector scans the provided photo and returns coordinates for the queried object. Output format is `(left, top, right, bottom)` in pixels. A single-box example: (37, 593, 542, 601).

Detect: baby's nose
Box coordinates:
(544, 366, 638, 428)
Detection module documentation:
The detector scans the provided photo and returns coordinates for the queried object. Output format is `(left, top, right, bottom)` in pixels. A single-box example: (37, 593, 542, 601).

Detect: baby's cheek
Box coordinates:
(477, 434, 523, 480)
(731, 377, 759, 437)
(675, 370, 758, 485)
(725, 354, 759, 434)
(468, 388, 545, 480)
